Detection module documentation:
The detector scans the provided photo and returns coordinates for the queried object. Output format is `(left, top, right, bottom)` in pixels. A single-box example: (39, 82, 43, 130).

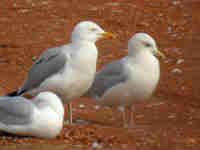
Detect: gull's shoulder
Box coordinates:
(19, 45, 69, 93)
(86, 57, 128, 98)
(96, 57, 127, 77)
(34, 44, 70, 63)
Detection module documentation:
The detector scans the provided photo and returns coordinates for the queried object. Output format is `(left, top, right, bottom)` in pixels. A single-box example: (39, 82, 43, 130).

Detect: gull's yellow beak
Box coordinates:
(153, 49, 165, 59)
(100, 32, 116, 39)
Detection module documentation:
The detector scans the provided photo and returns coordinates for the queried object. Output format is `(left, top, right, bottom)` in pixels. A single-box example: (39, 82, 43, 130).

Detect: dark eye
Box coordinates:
(90, 28, 97, 32)
(144, 42, 151, 47)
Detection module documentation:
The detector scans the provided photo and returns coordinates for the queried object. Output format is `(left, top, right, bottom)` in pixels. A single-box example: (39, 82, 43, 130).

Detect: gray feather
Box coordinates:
(87, 60, 128, 98)
(20, 46, 67, 93)
(0, 96, 35, 125)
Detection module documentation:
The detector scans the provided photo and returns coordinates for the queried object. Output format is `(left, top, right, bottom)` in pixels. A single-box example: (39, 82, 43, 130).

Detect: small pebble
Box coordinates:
(91, 141, 103, 149)
(26, 0, 32, 3)
(172, 0, 181, 6)
(171, 68, 182, 73)
(20, 9, 29, 13)
(89, 7, 98, 11)
(13, 3, 17, 7)
(79, 104, 85, 108)
(168, 26, 172, 33)
(164, 59, 170, 64)
(176, 58, 184, 65)
(106, 2, 120, 6)
(41, 1, 49, 5)
(118, 106, 125, 112)
(181, 86, 185, 91)
(75, 120, 89, 124)
(32, 56, 37, 61)
(168, 114, 176, 118)
(94, 105, 100, 110)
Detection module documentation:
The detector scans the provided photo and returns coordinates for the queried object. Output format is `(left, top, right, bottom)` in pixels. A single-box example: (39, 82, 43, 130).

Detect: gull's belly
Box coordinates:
(62, 70, 95, 100)
(98, 75, 159, 106)
(31, 108, 63, 138)
(40, 65, 95, 103)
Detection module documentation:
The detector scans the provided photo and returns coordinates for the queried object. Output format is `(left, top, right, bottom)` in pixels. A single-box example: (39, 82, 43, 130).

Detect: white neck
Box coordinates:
(71, 37, 96, 45)
(127, 50, 160, 74)
(70, 39, 96, 50)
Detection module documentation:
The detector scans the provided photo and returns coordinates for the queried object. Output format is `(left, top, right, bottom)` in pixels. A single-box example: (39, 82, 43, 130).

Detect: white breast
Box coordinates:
(39, 44, 98, 103)
(97, 54, 160, 106)
(30, 107, 63, 138)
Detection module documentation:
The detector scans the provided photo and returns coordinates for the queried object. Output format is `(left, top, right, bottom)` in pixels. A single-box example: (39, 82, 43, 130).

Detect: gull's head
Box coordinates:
(128, 33, 165, 58)
(35, 92, 64, 117)
(71, 21, 115, 43)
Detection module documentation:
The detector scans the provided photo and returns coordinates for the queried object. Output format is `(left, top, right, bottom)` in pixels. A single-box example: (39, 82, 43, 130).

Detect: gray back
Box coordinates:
(87, 60, 128, 98)
(21, 46, 67, 92)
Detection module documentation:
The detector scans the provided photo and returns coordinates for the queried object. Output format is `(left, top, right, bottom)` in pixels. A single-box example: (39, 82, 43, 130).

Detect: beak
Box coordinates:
(100, 32, 116, 39)
(153, 49, 165, 59)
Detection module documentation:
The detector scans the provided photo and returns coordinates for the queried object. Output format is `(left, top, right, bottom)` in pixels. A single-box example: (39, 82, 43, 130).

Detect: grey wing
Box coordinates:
(0, 96, 35, 125)
(20, 46, 67, 93)
(87, 60, 128, 98)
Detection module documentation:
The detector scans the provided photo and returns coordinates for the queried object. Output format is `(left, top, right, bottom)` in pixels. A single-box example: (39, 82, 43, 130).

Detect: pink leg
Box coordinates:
(129, 105, 137, 127)
(118, 106, 128, 128)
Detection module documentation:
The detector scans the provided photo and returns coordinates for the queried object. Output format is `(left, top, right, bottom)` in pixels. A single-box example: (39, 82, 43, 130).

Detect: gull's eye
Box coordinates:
(90, 28, 98, 32)
(144, 42, 151, 47)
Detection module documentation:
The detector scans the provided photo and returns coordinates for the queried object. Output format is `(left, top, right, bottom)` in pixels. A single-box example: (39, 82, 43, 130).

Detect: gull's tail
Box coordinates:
(5, 90, 19, 96)
(5, 88, 26, 97)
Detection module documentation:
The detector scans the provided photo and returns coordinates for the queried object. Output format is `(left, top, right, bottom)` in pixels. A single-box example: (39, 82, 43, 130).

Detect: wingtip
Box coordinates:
(5, 90, 19, 97)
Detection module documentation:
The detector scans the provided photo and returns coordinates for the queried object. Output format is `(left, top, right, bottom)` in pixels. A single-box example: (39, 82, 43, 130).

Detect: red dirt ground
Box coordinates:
(0, 0, 200, 150)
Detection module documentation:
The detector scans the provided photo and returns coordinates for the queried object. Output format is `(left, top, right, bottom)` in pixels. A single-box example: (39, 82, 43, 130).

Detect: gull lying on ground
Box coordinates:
(86, 33, 164, 127)
(6, 21, 115, 124)
(0, 92, 64, 138)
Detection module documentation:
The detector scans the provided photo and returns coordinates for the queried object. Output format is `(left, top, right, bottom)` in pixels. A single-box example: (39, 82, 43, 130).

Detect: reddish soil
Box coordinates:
(0, 0, 200, 150)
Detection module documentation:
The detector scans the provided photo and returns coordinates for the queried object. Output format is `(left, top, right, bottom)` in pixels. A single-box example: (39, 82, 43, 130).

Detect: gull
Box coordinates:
(0, 92, 64, 138)
(86, 33, 165, 127)
(6, 21, 115, 124)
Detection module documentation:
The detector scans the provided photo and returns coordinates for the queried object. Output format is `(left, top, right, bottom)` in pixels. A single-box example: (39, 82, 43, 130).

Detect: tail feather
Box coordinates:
(5, 89, 20, 97)
(5, 88, 28, 97)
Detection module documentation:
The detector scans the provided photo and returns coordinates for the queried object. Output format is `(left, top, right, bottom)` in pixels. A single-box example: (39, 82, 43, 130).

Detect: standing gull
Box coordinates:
(6, 21, 115, 124)
(0, 92, 64, 138)
(86, 33, 164, 127)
